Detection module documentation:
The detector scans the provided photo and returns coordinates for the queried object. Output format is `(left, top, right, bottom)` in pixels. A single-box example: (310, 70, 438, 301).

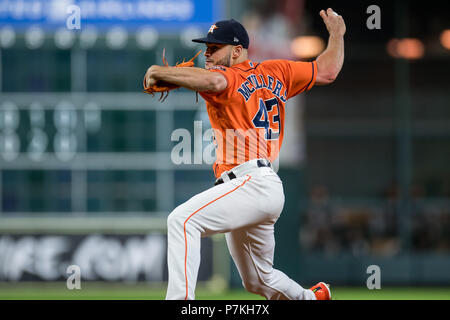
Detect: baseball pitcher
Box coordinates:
(144, 8, 345, 300)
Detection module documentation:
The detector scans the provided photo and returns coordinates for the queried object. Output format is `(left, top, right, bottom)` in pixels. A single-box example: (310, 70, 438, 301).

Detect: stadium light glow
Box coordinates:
(0, 101, 20, 131)
(54, 28, 75, 49)
(0, 26, 16, 48)
(180, 26, 203, 49)
(80, 26, 98, 49)
(290, 36, 325, 59)
(440, 29, 450, 50)
(29, 102, 46, 128)
(386, 38, 424, 59)
(136, 27, 159, 50)
(106, 26, 128, 50)
(25, 25, 45, 49)
(84, 102, 102, 133)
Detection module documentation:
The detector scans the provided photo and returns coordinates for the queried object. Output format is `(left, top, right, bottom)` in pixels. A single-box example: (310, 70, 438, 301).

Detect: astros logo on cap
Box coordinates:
(208, 24, 218, 33)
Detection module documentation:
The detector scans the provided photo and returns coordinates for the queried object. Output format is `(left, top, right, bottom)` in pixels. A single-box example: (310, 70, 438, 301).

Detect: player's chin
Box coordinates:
(205, 62, 212, 70)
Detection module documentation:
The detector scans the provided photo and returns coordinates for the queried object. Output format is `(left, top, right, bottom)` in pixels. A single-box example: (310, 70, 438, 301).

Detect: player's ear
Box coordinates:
(232, 45, 243, 58)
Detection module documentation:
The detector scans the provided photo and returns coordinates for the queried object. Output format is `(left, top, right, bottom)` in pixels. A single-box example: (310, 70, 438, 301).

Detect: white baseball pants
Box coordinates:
(165, 159, 315, 300)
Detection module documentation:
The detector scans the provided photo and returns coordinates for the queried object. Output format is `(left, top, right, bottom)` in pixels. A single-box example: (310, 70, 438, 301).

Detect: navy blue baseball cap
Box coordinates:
(192, 19, 250, 49)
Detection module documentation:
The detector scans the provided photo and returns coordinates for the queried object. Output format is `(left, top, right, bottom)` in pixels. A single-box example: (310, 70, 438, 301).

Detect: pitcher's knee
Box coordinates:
(242, 278, 264, 295)
(167, 206, 186, 231)
(242, 274, 276, 297)
(242, 273, 281, 299)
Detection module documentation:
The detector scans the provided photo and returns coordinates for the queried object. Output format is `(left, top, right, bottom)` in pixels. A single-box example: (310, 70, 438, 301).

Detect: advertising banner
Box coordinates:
(0, 0, 222, 31)
(0, 233, 213, 282)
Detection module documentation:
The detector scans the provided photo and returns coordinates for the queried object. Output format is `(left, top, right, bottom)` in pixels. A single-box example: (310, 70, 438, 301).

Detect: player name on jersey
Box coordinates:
(237, 74, 288, 103)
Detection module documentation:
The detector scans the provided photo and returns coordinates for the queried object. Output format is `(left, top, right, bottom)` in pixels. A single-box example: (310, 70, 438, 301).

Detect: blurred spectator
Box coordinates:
(411, 183, 432, 251)
(299, 182, 449, 257)
(339, 208, 371, 256)
(241, 0, 297, 62)
(382, 183, 401, 238)
(242, 12, 294, 61)
(299, 185, 342, 256)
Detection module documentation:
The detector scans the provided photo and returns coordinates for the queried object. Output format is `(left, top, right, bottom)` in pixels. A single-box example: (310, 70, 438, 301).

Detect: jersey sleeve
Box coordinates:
(199, 66, 238, 102)
(277, 60, 317, 99)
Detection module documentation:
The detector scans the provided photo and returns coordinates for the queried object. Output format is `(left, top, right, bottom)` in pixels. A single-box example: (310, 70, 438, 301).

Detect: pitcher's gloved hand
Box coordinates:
(143, 49, 202, 102)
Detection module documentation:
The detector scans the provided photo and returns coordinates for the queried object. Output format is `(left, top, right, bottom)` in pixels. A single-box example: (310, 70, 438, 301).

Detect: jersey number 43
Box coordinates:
(252, 97, 280, 140)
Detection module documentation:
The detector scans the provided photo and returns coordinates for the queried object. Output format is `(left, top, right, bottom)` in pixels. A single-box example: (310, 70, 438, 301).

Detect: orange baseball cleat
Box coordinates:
(309, 282, 332, 300)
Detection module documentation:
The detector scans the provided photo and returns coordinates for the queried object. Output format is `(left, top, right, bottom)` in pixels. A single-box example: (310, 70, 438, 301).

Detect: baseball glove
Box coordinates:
(143, 48, 202, 102)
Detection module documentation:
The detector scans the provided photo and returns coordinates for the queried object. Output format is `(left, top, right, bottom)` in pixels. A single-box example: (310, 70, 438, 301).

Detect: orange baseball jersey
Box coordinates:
(200, 59, 317, 178)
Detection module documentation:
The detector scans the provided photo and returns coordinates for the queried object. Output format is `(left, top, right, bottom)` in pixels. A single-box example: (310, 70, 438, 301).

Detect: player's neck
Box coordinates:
(231, 54, 248, 67)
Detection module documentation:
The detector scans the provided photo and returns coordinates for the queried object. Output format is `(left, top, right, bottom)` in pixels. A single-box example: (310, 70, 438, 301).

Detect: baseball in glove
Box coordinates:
(143, 48, 202, 102)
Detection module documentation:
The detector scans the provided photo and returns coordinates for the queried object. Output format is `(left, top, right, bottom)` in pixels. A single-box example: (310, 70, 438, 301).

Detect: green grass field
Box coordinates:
(0, 283, 449, 300)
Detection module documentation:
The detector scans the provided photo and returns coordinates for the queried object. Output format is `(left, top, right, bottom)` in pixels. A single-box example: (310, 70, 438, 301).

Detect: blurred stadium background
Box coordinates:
(0, 0, 449, 300)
